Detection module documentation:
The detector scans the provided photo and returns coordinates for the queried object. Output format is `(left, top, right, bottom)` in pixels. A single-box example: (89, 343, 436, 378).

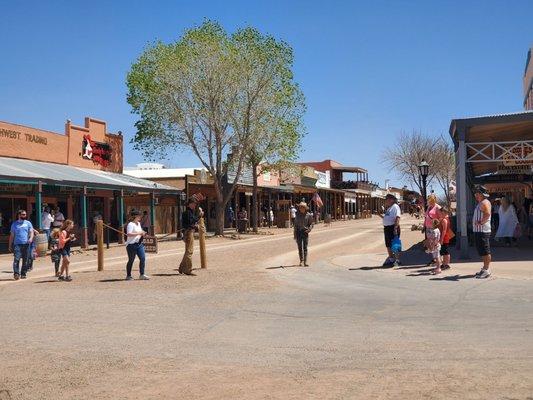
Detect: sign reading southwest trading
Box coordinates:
(82, 134, 112, 167)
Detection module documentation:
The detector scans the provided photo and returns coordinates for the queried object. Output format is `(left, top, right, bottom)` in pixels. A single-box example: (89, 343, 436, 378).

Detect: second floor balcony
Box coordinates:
(331, 180, 376, 191)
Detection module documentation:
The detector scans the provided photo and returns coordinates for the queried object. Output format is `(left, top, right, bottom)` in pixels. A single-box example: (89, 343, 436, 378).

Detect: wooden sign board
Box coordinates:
(143, 235, 158, 253)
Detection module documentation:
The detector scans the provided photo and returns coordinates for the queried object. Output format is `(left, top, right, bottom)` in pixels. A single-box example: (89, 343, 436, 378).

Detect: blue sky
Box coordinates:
(1, 0, 532, 188)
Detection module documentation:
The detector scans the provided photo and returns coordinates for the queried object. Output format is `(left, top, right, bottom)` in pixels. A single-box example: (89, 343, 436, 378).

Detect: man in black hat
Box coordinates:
(179, 197, 203, 275)
(293, 201, 314, 266)
(472, 185, 492, 279)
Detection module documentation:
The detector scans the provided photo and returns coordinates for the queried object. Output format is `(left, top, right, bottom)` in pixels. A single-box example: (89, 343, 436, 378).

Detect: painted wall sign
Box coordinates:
(503, 145, 533, 166)
(143, 235, 158, 253)
(82, 135, 112, 167)
(0, 128, 48, 145)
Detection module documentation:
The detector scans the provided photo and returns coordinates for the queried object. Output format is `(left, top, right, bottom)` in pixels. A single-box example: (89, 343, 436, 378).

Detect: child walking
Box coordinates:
(58, 220, 76, 282)
(50, 228, 61, 276)
(438, 208, 454, 271)
(426, 219, 442, 274)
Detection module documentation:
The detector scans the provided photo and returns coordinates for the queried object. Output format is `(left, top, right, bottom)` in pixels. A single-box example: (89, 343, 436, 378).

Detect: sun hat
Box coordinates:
(473, 185, 490, 198)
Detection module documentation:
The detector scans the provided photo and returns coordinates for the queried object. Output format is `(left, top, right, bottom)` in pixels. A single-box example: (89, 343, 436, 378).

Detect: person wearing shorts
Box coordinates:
(380, 194, 401, 267)
(438, 207, 453, 271)
(472, 186, 492, 279)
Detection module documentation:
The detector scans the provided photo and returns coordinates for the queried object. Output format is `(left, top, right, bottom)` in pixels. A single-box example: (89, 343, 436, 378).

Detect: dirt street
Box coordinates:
(0, 216, 532, 400)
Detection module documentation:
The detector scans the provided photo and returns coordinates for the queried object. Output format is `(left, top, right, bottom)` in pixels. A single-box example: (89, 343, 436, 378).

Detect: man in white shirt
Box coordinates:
(41, 207, 54, 241)
(379, 194, 402, 267)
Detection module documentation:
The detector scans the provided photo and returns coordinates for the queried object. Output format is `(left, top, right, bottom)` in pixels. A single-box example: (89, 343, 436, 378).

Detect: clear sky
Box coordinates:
(1, 0, 532, 188)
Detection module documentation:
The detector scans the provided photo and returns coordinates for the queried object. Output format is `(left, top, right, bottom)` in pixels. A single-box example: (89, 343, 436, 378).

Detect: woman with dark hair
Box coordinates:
(125, 209, 149, 281)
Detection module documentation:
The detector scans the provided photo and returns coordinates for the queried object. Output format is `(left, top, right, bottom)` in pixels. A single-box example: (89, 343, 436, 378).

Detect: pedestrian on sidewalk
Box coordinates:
(290, 204, 296, 227)
(294, 201, 314, 266)
(495, 197, 519, 246)
(379, 194, 401, 267)
(179, 198, 203, 275)
(50, 228, 61, 277)
(426, 219, 442, 274)
(438, 207, 454, 271)
(424, 194, 441, 267)
(141, 210, 151, 233)
(41, 207, 54, 242)
(52, 207, 65, 229)
(26, 228, 40, 273)
(125, 210, 149, 281)
(472, 185, 492, 279)
(58, 220, 76, 282)
(8, 210, 34, 280)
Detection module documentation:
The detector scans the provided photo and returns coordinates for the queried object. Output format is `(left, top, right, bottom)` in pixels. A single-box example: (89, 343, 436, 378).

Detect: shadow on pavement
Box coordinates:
(349, 265, 393, 271)
(266, 264, 303, 270)
(152, 273, 180, 277)
(99, 278, 127, 283)
(34, 280, 60, 284)
(429, 274, 477, 281)
(0, 277, 14, 282)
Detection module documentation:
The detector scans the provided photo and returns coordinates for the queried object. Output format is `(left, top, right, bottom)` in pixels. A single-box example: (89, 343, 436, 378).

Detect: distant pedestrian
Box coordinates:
(491, 199, 500, 232)
(379, 194, 401, 267)
(26, 228, 39, 272)
(125, 210, 149, 281)
(294, 202, 314, 266)
(141, 210, 151, 233)
(92, 211, 103, 242)
(52, 207, 65, 229)
(8, 210, 34, 280)
(268, 207, 274, 227)
(179, 198, 203, 275)
(290, 205, 296, 227)
(472, 185, 492, 279)
(41, 206, 54, 242)
(58, 219, 76, 282)
(495, 197, 519, 246)
(227, 206, 235, 229)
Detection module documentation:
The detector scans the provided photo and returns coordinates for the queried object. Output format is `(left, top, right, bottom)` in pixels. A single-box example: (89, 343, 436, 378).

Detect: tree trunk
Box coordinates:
(215, 204, 225, 236)
(252, 163, 259, 233)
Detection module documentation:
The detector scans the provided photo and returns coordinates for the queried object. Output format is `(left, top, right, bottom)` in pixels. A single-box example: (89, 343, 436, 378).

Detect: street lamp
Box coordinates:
(418, 159, 429, 210)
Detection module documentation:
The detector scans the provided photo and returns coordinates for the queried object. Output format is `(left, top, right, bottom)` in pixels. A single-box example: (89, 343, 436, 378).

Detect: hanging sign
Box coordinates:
(82, 135, 112, 167)
(502, 145, 533, 166)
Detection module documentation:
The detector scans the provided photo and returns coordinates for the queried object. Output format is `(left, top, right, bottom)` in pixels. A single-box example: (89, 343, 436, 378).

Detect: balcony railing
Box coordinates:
(331, 180, 376, 191)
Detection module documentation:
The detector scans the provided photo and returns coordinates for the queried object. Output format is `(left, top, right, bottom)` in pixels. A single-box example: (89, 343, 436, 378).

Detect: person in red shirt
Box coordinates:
(438, 208, 454, 271)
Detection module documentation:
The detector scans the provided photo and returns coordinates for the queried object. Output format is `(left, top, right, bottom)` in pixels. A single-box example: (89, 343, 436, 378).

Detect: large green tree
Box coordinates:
(126, 21, 305, 234)
(231, 27, 305, 232)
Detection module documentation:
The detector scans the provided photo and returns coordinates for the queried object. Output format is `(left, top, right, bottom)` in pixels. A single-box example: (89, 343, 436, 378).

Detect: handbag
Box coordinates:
(391, 236, 402, 253)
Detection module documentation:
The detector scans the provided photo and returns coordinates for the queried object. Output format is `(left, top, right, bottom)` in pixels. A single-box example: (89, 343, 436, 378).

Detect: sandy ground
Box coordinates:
(0, 216, 532, 400)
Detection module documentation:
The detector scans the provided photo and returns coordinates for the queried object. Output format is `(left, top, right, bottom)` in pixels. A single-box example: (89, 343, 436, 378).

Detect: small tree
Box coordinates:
(382, 131, 456, 206)
(126, 21, 304, 234)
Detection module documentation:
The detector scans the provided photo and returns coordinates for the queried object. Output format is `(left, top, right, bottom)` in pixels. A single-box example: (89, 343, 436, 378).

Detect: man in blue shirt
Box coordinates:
(8, 209, 34, 280)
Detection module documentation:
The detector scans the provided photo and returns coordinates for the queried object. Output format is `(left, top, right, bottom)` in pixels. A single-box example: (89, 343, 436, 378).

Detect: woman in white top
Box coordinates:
(495, 197, 519, 246)
(125, 209, 148, 281)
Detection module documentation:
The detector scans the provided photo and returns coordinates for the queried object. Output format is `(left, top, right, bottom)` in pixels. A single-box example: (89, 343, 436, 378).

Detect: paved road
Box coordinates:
(0, 217, 532, 399)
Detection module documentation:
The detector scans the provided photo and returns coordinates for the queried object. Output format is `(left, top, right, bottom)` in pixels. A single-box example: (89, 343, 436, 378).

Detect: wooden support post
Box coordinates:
(96, 219, 104, 271)
(35, 181, 43, 230)
(199, 216, 207, 269)
(118, 190, 124, 244)
(81, 186, 88, 249)
(150, 192, 156, 235)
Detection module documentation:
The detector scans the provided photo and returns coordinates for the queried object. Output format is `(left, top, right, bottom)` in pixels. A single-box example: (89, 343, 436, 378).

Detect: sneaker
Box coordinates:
(21, 275, 27, 279)
(125, 276, 134, 281)
(58, 276, 65, 281)
(14, 274, 20, 281)
(476, 269, 491, 279)
(393, 260, 401, 267)
(139, 274, 150, 280)
(441, 264, 451, 271)
(382, 258, 394, 267)
(65, 276, 73, 282)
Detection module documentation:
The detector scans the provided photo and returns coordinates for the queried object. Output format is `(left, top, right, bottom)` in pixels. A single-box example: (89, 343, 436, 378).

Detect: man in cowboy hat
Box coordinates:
(293, 201, 314, 266)
(472, 185, 492, 279)
(179, 197, 203, 275)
